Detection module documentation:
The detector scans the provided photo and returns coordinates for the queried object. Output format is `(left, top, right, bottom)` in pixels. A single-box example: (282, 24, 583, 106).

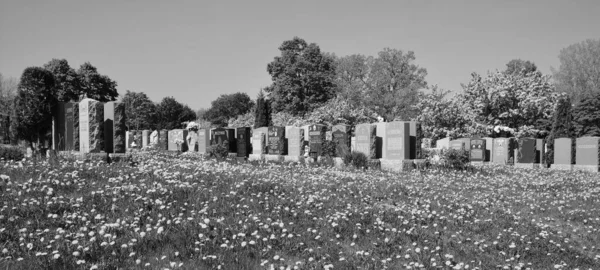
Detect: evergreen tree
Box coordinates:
(546, 96, 574, 166)
(572, 92, 600, 137)
(254, 90, 271, 128)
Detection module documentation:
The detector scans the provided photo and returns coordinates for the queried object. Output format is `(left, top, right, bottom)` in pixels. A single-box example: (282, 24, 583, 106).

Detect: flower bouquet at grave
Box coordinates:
(175, 139, 184, 152)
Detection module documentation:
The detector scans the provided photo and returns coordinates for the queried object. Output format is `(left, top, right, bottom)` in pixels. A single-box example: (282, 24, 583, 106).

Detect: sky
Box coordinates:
(1, 0, 599, 110)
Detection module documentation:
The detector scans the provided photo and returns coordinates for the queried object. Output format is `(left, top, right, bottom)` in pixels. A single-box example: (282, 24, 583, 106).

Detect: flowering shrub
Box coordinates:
(208, 140, 229, 160)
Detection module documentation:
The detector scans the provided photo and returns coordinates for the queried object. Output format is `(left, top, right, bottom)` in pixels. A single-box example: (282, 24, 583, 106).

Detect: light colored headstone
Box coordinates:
(385, 121, 410, 160)
(574, 137, 600, 172)
(103, 102, 125, 153)
(436, 137, 450, 149)
(198, 128, 210, 153)
(168, 129, 188, 151)
(286, 126, 304, 156)
(150, 130, 159, 145)
(492, 137, 516, 164)
(355, 123, 376, 159)
(252, 127, 268, 155)
(142, 130, 151, 148)
(186, 130, 198, 152)
(79, 98, 104, 153)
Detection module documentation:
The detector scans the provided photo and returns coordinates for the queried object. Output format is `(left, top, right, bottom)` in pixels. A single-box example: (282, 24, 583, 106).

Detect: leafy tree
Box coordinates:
(546, 95, 573, 165)
(415, 86, 473, 141)
(196, 108, 208, 120)
(266, 37, 336, 116)
(204, 92, 254, 127)
(43, 59, 81, 102)
(77, 62, 119, 102)
(121, 90, 157, 130)
(0, 73, 17, 116)
(155, 97, 194, 130)
(335, 48, 428, 121)
(254, 90, 271, 128)
(304, 96, 378, 127)
(572, 92, 600, 137)
(505, 59, 537, 75)
(460, 70, 560, 138)
(228, 112, 255, 128)
(552, 39, 600, 103)
(13, 67, 57, 152)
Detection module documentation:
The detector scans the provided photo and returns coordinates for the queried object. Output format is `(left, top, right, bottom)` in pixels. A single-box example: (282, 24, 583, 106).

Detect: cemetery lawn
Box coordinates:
(1, 152, 600, 269)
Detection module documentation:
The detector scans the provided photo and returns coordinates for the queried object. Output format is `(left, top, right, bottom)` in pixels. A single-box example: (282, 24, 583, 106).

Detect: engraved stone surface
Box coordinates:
(103, 102, 126, 153)
(168, 129, 188, 151)
(79, 98, 104, 153)
(268, 126, 285, 155)
(308, 124, 326, 158)
(236, 127, 251, 157)
(355, 123, 376, 159)
(470, 138, 486, 162)
(286, 126, 304, 157)
(252, 127, 268, 155)
(386, 121, 410, 160)
(492, 137, 516, 165)
(554, 138, 573, 165)
(332, 124, 351, 157)
(198, 128, 210, 153)
(159, 130, 168, 150)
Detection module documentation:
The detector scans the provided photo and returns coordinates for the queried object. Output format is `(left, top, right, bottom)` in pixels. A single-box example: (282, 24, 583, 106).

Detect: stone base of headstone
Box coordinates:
(380, 159, 417, 172)
(573, 165, 600, 172)
(228, 153, 237, 158)
(514, 163, 541, 169)
(264, 154, 284, 163)
(550, 164, 573, 171)
(248, 154, 265, 162)
(235, 157, 247, 162)
(284, 155, 305, 163)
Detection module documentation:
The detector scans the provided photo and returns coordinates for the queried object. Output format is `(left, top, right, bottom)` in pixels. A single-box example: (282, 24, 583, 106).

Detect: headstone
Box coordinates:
(186, 130, 198, 152)
(252, 127, 268, 155)
(197, 128, 210, 153)
(409, 121, 422, 159)
(236, 127, 251, 157)
(308, 124, 326, 158)
(52, 102, 66, 150)
(150, 130, 159, 145)
(536, 139, 545, 164)
(516, 137, 536, 163)
(158, 130, 168, 150)
(127, 130, 141, 149)
(70, 103, 79, 151)
(355, 123, 376, 159)
(286, 126, 304, 156)
(470, 138, 486, 162)
(332, 124, 351, 157)
(386, 121, 410, 160)
(492, 137, 516, 165)
(450, 140, 465, 150)
(212, 128, 236, 152)
(554, 138, 573, 165)
(575, 137, 600, 171)
(436, 137, 450, 149)
(103, 102, 126, 153)
(375, 122, 387, 159)
(483, 137, 494, 162)
(267, 126, 286, 155)
(142, 130, 151, 149)
(458, 138, 471, 150)
(168, 129, 188, 151)
(79, 98, 104, 153)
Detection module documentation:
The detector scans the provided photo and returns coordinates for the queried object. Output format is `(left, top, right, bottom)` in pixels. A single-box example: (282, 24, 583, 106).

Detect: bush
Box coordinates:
(0, 145, 25, 161)
(343, 151, 369, 169)
(439, 148, 470, 170)
(208, 141, 229, 160)
(320, 140, 337, 157)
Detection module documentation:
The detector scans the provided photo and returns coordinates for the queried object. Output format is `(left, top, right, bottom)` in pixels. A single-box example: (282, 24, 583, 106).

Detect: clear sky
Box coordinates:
(1, 0, 599, 110)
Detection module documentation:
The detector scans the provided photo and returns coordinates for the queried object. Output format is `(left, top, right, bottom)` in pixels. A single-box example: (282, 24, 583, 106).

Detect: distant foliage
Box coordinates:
(14, 67, 57, 151)
(504, 59, 537, 76)
(304, 96, 378, 127)
(121, 90, 157, 130)
(254, 90, 271, 128)
(43, 59, 81, 102)
(415, 86, 472, 142)
(228, 112, 255, 128)
(266, 37, 337, 116)
(572, 92, 600, 137)
(552, 39, 600, 103)
(155, 97, 195, 130)
(271, 111, 303, 127)
(77, 62, 119, 102)
(204, 92, 254, 127)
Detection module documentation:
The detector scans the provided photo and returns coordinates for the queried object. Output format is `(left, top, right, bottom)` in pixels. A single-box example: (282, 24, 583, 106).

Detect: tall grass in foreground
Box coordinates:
(0, 151, 599, 269)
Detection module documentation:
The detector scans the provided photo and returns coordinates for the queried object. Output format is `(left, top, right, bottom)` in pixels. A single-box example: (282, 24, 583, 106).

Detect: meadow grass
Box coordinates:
(0, 150, 599, 269)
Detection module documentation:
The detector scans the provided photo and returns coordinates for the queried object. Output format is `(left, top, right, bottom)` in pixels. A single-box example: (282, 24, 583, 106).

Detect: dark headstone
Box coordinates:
(286, 126, 304, 156)
(575, 137, 600, 166)
(267, 126, 285, 155)
(409, 121, 422, 159)
(212, 128, 235, 152)
(492, 137, 516, 164)
(386, 121, 410, 160)
(236, 127, 251, 157)
(168, 129, 188, 151)
(516, 137, 536, 163)
(73, 103, 79, 151)
(332, 124, 351, 157)
(104, 102, 126, 153)
(375, 122, 386, 159)
(52, 102, 66, 150)
(554, 138, 573, 165)
(198, 128, 210, 153)
(483, 137, 493, 162)
(355, 123, 376, 159)
(158, 130, 168, 150)
(470, 138, 486, 162)
(308, 124, 326, 158)
(79, 98, 104, 153)
(252, 127, 268, 154)
(536, 139, 545, 164)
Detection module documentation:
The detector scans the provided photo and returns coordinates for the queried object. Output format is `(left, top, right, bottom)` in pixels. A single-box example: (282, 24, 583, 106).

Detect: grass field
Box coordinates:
(1, 151, 599, 269)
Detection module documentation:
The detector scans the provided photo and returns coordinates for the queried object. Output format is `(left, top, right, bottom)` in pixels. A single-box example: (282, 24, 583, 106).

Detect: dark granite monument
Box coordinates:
(236, 127, 251, 157)
(308, 124, 326, 158)
(103, 102, 126, 153)
(267, 126, 285, 155)
(470, 138, 486, 162)
(332, 124, 351, 157)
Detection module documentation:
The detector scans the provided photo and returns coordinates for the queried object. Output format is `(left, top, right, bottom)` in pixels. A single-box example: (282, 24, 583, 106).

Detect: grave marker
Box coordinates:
(268, 126, 285, 155)
(158, 130, 168, 150)
(212, 128, 235, 152)
(483, 137, 494, 162)
(355, 123, 376, 159)
(308, 124, 326, 158)
(286, 126, 304, 156)
(52, 102, 66, 150)
(575, 137, 600, 172)
(236, 127, 251, 157)
(198, 128, 210, 153)
(409, 121, 422, 159)
(332, 124, 351, 157)
(79, 98, 104, 153)
(516, 137, 536, 163)
(450, 140, 465, 150)
(375, 122, 387, 159)
(103, 102, 126, 153)
(168, 129, 188, 151)
(470, 138, 486, 162)
(142, 130, 151, 149)
(553, 138, 573, 170)
(492, 137, 516, 164)
(386, 121, 410, 160)
(252, 127, 268, 155)
(436, 137, 450, 149)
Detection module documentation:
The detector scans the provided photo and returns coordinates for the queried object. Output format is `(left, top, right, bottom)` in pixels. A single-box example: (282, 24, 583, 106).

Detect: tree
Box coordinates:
(266, 37, 337, 116)
(254, 90, 271, 128)
(13, 67, 57, 152)
(0, 73, 17, 116)
(77, 62, 119, 102)
(415, 85, 473, 141)
(505, 59, 537, 75)
(552, 39, 600, 103)
(121, 90, 157, 130)
(204, 92, 254, 127)
(546, 95, 574, 165)
(460, 70, 560, 138)
(43, 59, 81, 102)
(304, 96, 378, 127)
(335, 48, 428, 121)
(155, 97, 193, 130)
(572, 92, 600, 137)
